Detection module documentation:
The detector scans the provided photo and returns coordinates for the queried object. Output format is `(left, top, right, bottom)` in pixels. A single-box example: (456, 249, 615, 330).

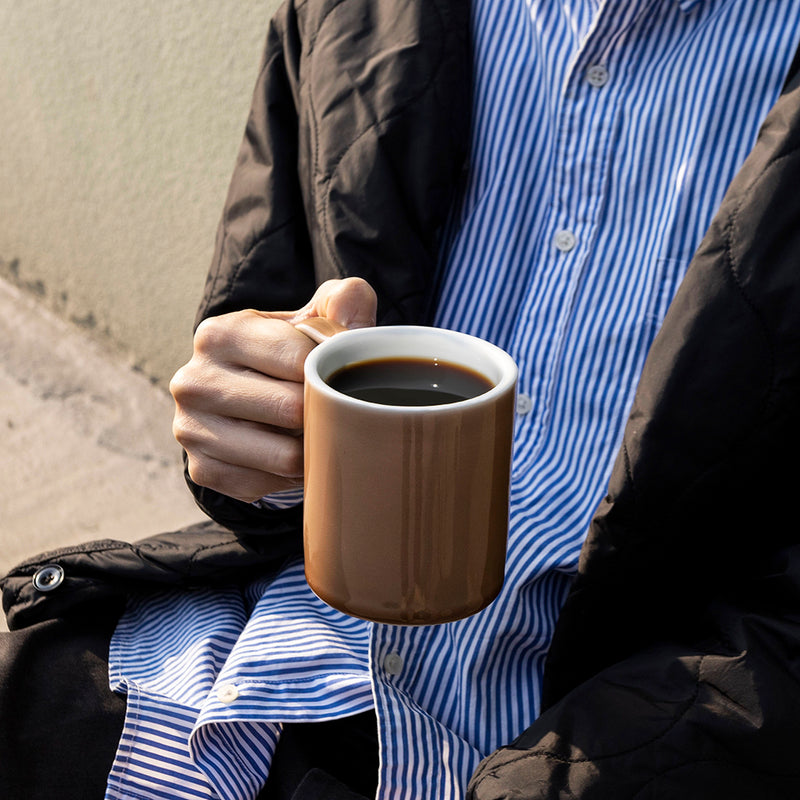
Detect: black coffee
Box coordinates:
(327, 357, 493, 406)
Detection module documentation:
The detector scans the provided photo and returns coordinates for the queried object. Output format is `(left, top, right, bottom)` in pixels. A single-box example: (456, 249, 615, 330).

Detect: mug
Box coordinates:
(300, 323, 518, 625)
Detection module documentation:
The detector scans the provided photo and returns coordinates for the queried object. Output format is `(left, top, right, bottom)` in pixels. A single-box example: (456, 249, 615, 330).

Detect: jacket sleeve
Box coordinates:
(196, 3, 316, 324)
(184, 0, 471, 540)
(196, 0, 471, 327)
(183, 3, 316, 543)
(468, 48, 800, 800)
(468, 601, 800, 798)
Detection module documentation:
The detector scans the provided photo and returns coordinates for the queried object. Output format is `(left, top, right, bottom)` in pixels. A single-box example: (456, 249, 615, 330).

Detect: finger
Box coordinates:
(171, 359, 305, 431)
(179, 415, 304, 492)
(174, 404, 305, 475)
(193, 312, 316, 383)
(186, 452, 304, 504)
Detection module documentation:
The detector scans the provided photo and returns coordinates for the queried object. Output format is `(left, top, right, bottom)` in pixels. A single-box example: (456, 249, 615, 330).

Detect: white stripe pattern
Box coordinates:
(108, 2, 800, 798)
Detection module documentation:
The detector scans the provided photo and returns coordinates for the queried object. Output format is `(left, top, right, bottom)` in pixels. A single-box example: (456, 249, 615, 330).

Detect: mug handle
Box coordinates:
(292, 316, 349, 344)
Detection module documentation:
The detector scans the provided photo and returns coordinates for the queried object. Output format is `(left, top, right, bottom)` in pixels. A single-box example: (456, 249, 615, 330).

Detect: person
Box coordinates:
(4, 1, 800, 798)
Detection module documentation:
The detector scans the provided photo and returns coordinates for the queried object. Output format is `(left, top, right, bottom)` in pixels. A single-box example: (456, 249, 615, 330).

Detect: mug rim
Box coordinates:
(304, 325, 518, 413)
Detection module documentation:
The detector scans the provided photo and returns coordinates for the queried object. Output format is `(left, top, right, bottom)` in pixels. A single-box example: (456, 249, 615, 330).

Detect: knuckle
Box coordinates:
(171, 414, 190, 448)
(346, 276, 373, 297)
(193, 312, 247, 355)
(270, 385, 304, 428)
(269, 326, 314, 378)
(170, 373, 201, 413)
(185, 454, 221, 491)
(193, 316, 224, 354)
(280, 392, 305, 428)
(171, 410, 202, 450)
(277, 440, 305, 479)
(169, 364, 192, 403)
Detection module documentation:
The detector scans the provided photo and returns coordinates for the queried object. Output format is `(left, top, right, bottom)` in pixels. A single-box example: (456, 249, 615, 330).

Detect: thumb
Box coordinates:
(292, 277, 377, 330)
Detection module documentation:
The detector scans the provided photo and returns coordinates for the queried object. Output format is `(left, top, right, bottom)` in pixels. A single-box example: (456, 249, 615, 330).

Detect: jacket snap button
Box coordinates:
(32, 564, 65, 592)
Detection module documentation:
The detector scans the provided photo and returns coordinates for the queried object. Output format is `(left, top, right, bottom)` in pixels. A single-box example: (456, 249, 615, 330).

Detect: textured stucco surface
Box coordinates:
(1, 0, 282, 386)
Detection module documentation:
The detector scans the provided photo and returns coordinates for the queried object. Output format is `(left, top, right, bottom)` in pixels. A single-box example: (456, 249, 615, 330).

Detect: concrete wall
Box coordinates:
(1, 0, 283, 387)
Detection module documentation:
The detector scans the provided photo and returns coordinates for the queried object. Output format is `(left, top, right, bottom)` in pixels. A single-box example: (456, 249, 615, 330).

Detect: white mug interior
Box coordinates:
(304, 325, 518, 412)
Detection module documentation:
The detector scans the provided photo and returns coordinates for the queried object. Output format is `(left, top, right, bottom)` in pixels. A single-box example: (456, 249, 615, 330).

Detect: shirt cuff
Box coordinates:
(252, 487, 305, 511)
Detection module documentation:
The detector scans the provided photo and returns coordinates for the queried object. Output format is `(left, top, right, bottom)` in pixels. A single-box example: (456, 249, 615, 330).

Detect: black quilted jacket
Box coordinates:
(3, 2, 800, 797)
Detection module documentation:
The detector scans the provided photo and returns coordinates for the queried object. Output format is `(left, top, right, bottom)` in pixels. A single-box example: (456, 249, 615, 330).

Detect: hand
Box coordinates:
(170, 278, 377, 503)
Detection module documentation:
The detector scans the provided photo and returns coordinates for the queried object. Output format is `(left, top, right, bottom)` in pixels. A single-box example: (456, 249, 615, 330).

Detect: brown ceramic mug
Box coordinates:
(300, 323, 518, 625)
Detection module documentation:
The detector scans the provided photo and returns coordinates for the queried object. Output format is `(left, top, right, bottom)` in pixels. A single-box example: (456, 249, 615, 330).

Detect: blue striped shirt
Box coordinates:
(107, 2, 800, 798)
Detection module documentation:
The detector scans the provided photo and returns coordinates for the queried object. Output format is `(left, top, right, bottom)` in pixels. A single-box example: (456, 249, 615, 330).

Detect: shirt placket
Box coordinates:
(509, 3, 643, 468)
(369, 624, 466, 800)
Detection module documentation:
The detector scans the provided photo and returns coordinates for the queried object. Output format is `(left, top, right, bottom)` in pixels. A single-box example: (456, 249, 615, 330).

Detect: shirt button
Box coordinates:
(553, 229, 577, 252)
(586, 64, 609, 87)
(383, 652, 403, 676)
(516, 393, 533, 415)
(217, 684, 239, 704)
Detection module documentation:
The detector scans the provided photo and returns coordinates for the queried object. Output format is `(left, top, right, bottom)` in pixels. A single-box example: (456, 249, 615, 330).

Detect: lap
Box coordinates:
(260, 712, 379, 799)
(0, 609, 378, 800)
(0, 611, 126, 800)
(469, 629, 800, 800)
